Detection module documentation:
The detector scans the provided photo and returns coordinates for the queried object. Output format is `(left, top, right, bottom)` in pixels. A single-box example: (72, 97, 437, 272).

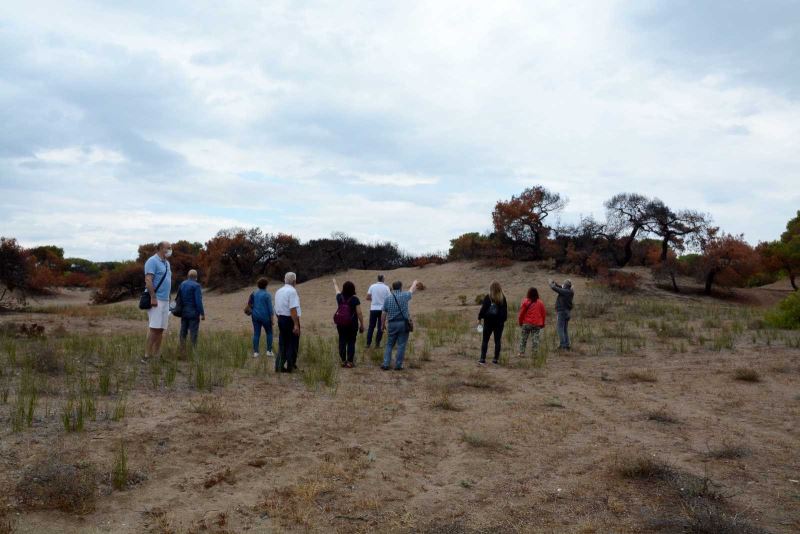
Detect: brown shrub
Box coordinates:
(597, 270, 640, 291)
(16, 459, 97, 514)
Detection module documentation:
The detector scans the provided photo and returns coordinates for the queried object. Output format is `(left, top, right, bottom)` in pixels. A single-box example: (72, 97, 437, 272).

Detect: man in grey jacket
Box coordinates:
(549, 279, 574, 350)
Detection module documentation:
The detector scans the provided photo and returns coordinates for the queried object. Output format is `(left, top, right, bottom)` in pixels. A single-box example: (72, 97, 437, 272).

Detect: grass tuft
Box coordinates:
(733, 367, 760, 382)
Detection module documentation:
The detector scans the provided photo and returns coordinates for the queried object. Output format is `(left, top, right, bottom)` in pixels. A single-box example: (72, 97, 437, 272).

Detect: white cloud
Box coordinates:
(1, 0, 799, 260)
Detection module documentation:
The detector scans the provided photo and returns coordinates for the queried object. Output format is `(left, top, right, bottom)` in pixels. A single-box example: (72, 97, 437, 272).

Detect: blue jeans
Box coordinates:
(557, 310, 571, 348)
(383, 320, 409, 368)
(252, 317, 273, 353)
(180, 317, 200, 347)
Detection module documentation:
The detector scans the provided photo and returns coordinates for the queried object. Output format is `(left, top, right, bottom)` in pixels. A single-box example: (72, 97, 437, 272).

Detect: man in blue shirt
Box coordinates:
(177, 269, 205, 350)
(380, 279, 419, 371)
(144, 241, 172, 360)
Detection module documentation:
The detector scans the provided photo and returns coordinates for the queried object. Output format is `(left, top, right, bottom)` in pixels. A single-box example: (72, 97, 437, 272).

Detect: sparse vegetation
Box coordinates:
(733, 367, 761, 383)
(16, 458, 97, 514)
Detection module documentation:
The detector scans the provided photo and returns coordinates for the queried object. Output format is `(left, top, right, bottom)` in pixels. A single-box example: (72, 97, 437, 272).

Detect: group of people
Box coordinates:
(141, 240, 576, 371)
(476, 279, 574, 365)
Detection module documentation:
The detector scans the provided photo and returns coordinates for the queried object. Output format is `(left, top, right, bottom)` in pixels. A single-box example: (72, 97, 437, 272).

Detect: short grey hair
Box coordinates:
(187, 269, 198, 280)
(563, 279, 573, 288)
(284, 272, 297, 285)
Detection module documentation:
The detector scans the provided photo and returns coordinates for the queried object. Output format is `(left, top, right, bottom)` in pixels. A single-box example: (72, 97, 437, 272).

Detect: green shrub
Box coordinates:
(764, 292, 800, 329)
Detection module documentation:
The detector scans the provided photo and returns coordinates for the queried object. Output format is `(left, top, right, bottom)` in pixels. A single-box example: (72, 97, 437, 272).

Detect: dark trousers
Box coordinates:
(277, 315, 300, 372)
(366, 310, 384, 347)
(337, 325, 358, 363)
(480, 320, 505, 361)
(179, 317, 200, 347)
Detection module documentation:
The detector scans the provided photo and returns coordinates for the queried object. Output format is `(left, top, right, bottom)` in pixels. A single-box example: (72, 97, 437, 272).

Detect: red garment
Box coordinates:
(518, 298, 546, 327)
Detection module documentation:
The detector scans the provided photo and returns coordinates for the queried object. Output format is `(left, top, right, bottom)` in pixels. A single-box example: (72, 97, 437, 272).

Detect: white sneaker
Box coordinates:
(253, 352, 260, 358)
(266, 351, 274, 357)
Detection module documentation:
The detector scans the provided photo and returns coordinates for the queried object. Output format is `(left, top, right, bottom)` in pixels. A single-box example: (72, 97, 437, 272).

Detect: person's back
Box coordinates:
(519, 297, 545, 327)
(368, 282, 390, 311)
(179, 279, 203, 318)
(552, 285, 574, 312)
(252, 289, 273, 321)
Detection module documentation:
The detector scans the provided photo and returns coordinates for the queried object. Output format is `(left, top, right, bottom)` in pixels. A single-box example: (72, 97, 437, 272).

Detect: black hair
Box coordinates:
(392, 281, 403, 291)
(527, 287, 539, 301)
(257, 277, 269, 289)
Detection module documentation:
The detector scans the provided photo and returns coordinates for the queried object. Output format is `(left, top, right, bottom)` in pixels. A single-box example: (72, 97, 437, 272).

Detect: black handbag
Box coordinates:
(171, 284, 184, 317)
(392, 292, 414, 333)
(139, 267, 169, 310)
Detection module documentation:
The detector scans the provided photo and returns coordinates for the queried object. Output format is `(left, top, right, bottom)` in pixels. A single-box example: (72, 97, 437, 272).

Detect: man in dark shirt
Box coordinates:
(549, 279, 574, 350)
(177, 269, 205, 350)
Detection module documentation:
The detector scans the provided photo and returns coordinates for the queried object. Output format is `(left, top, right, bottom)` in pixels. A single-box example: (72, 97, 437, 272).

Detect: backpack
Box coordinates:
(487, 301, 499, 317)
(333, 295, 354, 327)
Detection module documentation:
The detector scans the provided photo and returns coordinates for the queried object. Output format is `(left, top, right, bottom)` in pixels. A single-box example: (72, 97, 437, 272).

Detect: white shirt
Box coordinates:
(367, 282, 390, 311)
(274, 284, 301, 317)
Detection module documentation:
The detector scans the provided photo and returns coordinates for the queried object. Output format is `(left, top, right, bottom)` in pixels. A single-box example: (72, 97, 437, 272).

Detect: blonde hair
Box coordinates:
(489, 281, 505, 305)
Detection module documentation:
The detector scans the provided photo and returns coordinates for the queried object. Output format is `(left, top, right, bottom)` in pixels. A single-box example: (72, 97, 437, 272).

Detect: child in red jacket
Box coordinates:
(517, 287, 546, 356)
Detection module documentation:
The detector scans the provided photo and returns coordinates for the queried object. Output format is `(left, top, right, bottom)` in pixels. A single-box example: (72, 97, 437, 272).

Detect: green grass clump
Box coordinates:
(112, 441, 128, 491)
(299, 335, 338, 392)
(764, 292, 800, 329)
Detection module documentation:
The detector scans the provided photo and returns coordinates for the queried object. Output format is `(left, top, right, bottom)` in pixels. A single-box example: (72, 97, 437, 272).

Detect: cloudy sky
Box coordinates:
(1, 0, 798, 260)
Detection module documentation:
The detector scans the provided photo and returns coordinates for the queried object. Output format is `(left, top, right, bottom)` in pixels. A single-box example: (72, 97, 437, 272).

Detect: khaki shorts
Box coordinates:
(147, 300, 170, 330)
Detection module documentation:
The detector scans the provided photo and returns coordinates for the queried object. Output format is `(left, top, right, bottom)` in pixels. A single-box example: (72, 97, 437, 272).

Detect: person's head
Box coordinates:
(157, 241, 172, 258)
(257, 277, 269, 290)
(527, 287, 539, 301)
(392, 281, 403, 291)
(284, 272, 297, 286)
(188, 269, 198, 281)
(563, 279, 573, 289)
(342, 281, 356, 299)
(377, 274, 385, 283)
(489, 281, 504, 304)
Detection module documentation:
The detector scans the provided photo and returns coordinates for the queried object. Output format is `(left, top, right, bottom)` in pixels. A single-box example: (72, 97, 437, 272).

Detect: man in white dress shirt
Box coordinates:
(274, 272, 302, 372)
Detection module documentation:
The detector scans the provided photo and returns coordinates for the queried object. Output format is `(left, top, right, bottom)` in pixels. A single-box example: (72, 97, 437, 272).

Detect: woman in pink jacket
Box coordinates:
(517, 287, 546, 356)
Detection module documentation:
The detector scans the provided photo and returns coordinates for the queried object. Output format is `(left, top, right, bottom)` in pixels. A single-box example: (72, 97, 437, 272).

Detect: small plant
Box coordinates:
(111, 396, 127, 422)
(300, 335, 339, 392)
(544, 397, 564, 408)
(618, 455, 671, 480)
(623, 369, 658, 383)
(462, 370, 494, 389)
(431, 389, 461, 411)
(733, 367, 760, 382)
(16, 458, 97, 514)
(646, 408, 679, 424)
(112, 441, 128, 491)
(706, 443, 751, 460)
(461, 431, 502, 450)
(458, 295, 467, 306)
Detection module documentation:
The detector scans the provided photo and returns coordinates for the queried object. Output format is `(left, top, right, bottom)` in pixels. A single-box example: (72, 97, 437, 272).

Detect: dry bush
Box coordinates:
(431, 389, 462, 411)
(646, 408, 680, 424)
(618, 455, 672, 480)
(203, 467, 235, 489)
(705, 443, 751, 460)
(260, 480, 330, 527)
(733, 367, 761, 382)
(29, 345, 64, 375)
(16, 458, 97, 514)
(477, 257, 514, 269)
(461, 431, 503, 450)
(596, 270, 641, 291)
(462, 370, 494, 389)
(623, 369, 658, 383)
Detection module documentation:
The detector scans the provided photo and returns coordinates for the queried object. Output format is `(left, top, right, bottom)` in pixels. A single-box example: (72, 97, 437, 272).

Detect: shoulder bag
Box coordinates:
(392, 292, 414, 333)
(139, 266, 169, 310)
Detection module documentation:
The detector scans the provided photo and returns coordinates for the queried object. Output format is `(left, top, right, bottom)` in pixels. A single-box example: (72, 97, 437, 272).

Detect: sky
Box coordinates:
(1, 0, 799, 261)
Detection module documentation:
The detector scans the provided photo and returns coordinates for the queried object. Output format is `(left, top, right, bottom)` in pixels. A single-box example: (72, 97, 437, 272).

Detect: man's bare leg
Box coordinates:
(146, 328, 164, 358)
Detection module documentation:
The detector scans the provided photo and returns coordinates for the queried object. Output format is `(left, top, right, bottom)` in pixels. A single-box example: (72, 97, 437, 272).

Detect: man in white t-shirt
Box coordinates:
(365, 274, 390, 349)
(274, 272, 301, 372)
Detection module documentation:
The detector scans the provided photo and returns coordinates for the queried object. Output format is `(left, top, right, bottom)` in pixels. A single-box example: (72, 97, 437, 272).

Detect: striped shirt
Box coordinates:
(382, 290, 412, 321)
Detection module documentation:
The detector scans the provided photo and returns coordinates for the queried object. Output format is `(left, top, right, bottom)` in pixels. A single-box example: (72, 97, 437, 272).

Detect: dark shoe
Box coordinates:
(341, 361, 347, 367)
(345, 361, 354, 368)
(394, 365, 403, 371)
(381, 365, 390, 371)
(478, 360, 486, 366)
(492, 359, 499, 365)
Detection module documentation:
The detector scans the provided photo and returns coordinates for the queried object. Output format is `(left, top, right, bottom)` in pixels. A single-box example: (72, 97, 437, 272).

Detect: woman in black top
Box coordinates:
(333, 279, 365, 368)
(477, 281, 508, 365)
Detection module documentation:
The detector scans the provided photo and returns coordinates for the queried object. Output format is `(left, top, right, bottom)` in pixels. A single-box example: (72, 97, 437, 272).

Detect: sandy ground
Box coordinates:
(1, 262, 798, 533)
